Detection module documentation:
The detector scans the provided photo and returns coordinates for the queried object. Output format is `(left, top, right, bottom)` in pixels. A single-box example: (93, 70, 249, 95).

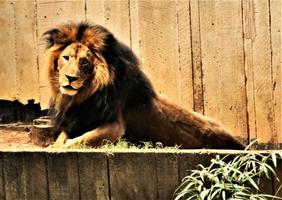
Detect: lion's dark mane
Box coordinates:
(47, 22, 156, 140)
(45, 22, 245, 149)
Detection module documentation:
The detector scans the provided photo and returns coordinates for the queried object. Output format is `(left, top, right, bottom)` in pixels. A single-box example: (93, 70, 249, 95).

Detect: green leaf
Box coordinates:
(271, 153, 277, 167)
(200, 189, 210, 200)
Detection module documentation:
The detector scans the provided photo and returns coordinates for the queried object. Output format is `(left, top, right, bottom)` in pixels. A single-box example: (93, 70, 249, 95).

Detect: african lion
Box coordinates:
(44, 22, 245, 149)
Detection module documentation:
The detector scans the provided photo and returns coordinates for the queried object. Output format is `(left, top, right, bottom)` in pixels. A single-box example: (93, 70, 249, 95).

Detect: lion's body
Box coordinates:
(44, 22, 245, 149)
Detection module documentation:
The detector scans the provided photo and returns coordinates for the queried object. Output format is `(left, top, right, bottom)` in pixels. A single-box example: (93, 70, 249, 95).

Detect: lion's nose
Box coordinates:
(65, 74, 79, 83)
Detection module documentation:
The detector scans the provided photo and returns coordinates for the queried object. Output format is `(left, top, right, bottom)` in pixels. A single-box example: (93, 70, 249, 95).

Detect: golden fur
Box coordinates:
(44, 22, 245, 149)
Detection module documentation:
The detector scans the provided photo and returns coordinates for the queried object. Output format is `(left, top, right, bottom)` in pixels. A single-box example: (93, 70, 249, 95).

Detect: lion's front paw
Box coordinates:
(62, 138, 84, 148)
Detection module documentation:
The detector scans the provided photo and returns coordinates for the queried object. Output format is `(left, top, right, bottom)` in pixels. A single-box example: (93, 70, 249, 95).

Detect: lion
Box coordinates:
(43, 22, 245, 149)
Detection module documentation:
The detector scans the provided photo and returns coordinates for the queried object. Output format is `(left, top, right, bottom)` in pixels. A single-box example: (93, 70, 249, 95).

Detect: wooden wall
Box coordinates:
(0, 149, 281, 200)
(0, 0, 281, 146)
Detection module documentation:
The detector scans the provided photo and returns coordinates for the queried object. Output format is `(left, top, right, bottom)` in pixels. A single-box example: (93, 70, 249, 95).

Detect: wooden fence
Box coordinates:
(0, 0, 281, 147)
(0, 149, 281, 200)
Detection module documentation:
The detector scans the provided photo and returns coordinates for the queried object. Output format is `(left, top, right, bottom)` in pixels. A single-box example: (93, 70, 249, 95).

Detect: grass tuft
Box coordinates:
(174, 150, 282, 200)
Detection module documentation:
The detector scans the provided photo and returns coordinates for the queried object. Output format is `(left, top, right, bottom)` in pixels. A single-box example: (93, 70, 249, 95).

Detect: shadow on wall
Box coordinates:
(0, 99, 47, 123)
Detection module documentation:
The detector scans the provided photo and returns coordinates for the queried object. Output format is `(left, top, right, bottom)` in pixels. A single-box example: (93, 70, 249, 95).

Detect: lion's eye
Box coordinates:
(62, 56, 69, 61)
(80, 59, 89, 66)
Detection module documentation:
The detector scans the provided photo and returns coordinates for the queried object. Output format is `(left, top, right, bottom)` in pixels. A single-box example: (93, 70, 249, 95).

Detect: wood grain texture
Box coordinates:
(130, 0, 181, 104)
(3, 152, 25, 200)
(36, 0, 86, 109)
(0, 1, 17, 100)
(14, 1, 40, 104)
(199, 0, 247, 142)
(22, 152, 48, 199)
(190, 0, 204, 113)
(0, 1, 280, 147)
(78, 152, 109, 200)
(0, 153, 4, 200)
(86, 0, 131, 47)
(177, 0, 193, 110)
(269, 0, 281, 146)
(177, 152, 215, 182)
(108, 152, 157, 200)
(46, 152, 80, 200)
(155, 153, 179, 200)
(242, 0, 257, 145)
(243, 0, 275, 146)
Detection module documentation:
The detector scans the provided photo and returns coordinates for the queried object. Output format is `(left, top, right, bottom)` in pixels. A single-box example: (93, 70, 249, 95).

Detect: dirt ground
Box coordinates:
(0, 127, 39, 148)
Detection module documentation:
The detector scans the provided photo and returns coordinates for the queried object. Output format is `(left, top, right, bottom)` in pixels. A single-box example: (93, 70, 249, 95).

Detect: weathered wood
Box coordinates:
(155, 152, 179, 200)
(14, 1, 40, 104)
(0, 1, 17, 100)
(78, 152, 109, 200)
(108, 152, 157, 200)
(130, 0, 181, 105)
(242, 0, 257, 146)
(177, 0, 194, 110)
(269, 0, 282, 147)
(86, 0, 131, 47)
(199, 0, 247, 142)
(0, 0, 281, 148)
(85, 0, 105, 25)
(0, 153, 4, 200)
(31, 117, 54, 147)
(3, 152, 25, 200)
(104, 0, 131, 47)
(190, 0, 204, 113)
(22, 152, 48, 200)
(243, 0, 275, 147)
(46, 152, 80, 200)
(36, 0, 86, 109)
(177, 152, 215, 182)
(3, 152, 47, 200)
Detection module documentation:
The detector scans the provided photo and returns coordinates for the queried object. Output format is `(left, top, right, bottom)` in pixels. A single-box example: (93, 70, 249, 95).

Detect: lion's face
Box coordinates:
(44, 23, 116, 99)
(57, 43, 94, 96)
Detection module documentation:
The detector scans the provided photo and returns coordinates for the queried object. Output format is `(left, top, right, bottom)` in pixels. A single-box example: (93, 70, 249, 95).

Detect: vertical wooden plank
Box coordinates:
(243, 0, 275, 148)
(0, 1, 17, 100)
(270, 0, 281, 148)
(130, 0, 181, 105)
(85, 0, 105, 25)
(109, 152, 157, 200)
(242, 0, 257, 146)
(104, 0, 131, 47)
(78, 152, 109, 200)
(0, 153, 5, 200)
(155, 153, 179, 200)
(130, 0, 140, 56)
(3, 152, 26, 200)
(47, 152, 80, 200)
(176, 152, 215, 199)
(37, 0, 86, 109)
(23, 152, 48, 200)
(199, 0, 247, 142)
(177, 152, 215, 182)
(3, 152, 48, 200)
(86, 0, 131, 47)
(190, 0, 204, 113)
(14, 1, 40, 104)
(177, 0, 194, 110)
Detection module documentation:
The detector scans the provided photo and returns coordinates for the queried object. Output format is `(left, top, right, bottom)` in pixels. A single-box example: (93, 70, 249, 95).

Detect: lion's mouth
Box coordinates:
(62, 85, 77, 91)
(60, 84, 79, 96)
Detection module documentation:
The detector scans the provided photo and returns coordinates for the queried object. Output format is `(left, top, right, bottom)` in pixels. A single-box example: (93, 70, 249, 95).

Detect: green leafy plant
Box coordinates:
(175, 149, 282, 200)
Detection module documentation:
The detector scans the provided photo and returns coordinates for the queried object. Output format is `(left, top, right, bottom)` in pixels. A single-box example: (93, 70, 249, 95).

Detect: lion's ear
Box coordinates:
(43, 28, 65, 48)
(43, 25, 77, 49)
